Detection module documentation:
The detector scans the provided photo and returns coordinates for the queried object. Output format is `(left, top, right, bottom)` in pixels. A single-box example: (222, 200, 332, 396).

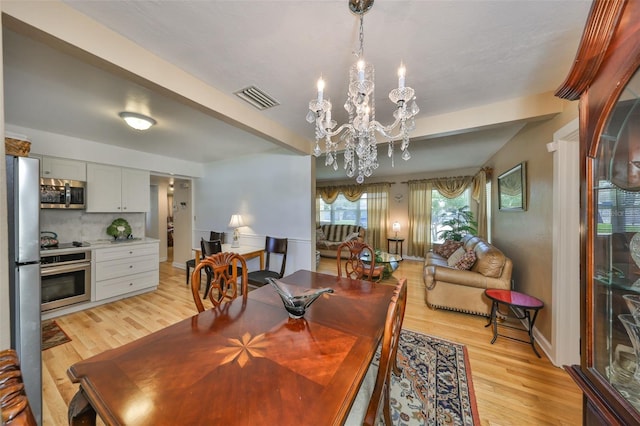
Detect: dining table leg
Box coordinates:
(68, 387, 97, 426)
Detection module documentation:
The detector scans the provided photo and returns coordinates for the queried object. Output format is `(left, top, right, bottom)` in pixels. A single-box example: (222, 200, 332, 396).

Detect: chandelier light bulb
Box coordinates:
(398, 63, 406, 89)
(317, 78, 325, 102)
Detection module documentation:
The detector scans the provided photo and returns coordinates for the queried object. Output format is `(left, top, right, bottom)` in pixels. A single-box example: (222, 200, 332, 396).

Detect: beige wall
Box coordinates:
(484, 100, 578, 341)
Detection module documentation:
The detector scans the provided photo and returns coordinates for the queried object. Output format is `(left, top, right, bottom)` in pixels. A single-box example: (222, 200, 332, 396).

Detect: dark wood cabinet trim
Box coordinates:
(557, 0, 640, 423)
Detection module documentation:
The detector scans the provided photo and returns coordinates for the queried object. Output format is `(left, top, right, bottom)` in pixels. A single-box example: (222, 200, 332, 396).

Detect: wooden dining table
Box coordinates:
(67, 270, 395, 425)
(193, 243, 265, 269)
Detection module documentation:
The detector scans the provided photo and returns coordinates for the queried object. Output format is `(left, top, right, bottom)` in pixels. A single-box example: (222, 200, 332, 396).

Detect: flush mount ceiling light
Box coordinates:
(118, 111, 157, 131)
(307, 0, 419, 184)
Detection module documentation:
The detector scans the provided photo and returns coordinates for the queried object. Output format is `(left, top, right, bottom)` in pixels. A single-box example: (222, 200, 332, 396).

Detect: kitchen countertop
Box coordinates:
(40, 237, 159, 255)
(88, 237, 159, 248)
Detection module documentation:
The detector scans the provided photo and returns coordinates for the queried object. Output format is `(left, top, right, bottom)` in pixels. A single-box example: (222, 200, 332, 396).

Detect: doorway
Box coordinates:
(148, 175, 193, 268)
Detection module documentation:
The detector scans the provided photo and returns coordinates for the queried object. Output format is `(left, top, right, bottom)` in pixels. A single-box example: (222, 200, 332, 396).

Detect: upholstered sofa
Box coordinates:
(423, 234, 512, 316)
(316, 224, 366, 258)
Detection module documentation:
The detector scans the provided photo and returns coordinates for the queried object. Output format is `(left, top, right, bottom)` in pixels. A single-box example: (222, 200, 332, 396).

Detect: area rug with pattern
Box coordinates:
(42, 319, 71, 351)
(376, 329, 480, 425)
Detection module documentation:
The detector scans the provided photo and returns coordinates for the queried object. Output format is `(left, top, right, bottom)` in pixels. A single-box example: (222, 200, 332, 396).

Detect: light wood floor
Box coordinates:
(42, 257, 582, 425)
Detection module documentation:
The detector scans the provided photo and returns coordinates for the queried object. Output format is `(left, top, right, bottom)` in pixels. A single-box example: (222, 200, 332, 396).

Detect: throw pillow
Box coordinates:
(447, 247, 466, 267)
(343, 231, 360, 243)
(438, 239, 463, 258)
(454, 249, 477, 270)
(316, 228, 326, 242)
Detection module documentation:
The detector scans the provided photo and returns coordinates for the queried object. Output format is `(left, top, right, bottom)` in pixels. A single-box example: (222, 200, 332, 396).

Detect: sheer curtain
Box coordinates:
(408, 180, 432, 257)
(472, 169, 489, 238)
(366, 183, 390, 249)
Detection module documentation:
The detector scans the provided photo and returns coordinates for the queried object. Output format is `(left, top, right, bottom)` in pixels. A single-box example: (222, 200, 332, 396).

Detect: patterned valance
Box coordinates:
(316, 182, 392, 203)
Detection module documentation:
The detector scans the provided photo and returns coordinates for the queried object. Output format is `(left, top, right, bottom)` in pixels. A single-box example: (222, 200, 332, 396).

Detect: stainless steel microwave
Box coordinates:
(40, 178, 86, 209)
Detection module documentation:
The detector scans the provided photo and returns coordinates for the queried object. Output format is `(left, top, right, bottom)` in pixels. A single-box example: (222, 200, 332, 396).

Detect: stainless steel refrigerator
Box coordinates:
(6, 155, 41, 423)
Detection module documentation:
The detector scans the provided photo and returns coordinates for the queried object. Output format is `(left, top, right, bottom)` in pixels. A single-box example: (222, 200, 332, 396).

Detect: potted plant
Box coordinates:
(438, 206, 477, 241)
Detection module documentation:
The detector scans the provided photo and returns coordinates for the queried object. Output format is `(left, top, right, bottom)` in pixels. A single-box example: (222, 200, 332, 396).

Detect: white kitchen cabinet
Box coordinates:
(94, 241, 159, 301)
(41, 156, 86, 181)
(121, 167, 150, 212)
(86, 163, 150, 212)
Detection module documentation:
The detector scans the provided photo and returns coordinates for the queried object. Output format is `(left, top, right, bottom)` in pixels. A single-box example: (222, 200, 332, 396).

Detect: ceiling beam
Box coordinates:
(412, 91, 566, 140)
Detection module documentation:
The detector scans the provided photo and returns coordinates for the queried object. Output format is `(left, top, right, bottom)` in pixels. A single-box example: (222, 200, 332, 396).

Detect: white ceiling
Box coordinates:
(2, 0, 592, 181)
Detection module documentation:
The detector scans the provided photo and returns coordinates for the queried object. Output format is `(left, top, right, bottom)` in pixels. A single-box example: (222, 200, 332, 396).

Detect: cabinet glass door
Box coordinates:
(592, 67, 640, 412)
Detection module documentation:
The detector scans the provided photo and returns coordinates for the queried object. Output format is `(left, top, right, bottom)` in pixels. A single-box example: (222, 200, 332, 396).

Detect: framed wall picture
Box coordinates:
(498, 162, 527, 211)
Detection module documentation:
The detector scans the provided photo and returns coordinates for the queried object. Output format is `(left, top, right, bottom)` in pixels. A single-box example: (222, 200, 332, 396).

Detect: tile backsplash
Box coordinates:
(40, 210, 146, 243)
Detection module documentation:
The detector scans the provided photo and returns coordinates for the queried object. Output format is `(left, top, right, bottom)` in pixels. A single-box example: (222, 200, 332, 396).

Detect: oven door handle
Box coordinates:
(41, 262, 91, 276)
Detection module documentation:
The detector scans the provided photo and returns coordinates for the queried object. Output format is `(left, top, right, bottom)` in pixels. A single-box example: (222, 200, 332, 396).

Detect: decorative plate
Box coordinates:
(630, 233, 640, 269)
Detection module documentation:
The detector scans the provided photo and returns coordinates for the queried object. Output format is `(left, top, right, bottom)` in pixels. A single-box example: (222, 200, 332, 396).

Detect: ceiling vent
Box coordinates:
(234, 86, 280, 110)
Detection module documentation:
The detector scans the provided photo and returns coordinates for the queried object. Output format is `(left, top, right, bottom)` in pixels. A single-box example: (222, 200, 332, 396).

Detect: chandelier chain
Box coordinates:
(358, 9, 364, 58)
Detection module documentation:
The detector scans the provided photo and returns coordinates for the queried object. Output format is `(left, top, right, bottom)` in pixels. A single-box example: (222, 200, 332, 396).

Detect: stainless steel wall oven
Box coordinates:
(41, 249, 91, 311)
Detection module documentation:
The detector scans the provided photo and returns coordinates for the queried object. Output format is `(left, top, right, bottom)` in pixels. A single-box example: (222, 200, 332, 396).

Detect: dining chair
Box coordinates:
(190, 252, 248, 312)
(0, 349, 38, 426)
(247, 236, 288, 288)
(200, 238, 222, 298)
(336, 240, 383, 282)
(186, 232, 225, 285)
(345, 278, 408, 426)
(209, 231, 226, 244)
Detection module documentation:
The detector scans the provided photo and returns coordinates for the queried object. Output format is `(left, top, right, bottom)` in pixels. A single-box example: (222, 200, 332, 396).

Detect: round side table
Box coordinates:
(387, 237, 404, 255)
(484, 289, 544, 357)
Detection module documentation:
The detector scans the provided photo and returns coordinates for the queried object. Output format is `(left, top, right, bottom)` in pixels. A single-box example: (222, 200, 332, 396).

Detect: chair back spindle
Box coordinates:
(0, 349, 37, 426)
(191, 252, 248, 312)
(336, 240, 378, 281)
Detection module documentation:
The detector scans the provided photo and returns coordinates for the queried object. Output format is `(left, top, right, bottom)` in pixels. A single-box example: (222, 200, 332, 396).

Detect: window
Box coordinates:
(430, 189, 471, 243)
(596, 179, 640, 235)
(318, 194, 367, 227)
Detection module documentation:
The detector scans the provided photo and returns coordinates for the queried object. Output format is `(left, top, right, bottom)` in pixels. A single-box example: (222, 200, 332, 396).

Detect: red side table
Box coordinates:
(484, 289, 544, 357)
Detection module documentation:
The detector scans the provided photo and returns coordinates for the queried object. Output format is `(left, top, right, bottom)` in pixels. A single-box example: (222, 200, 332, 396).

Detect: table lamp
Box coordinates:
(392, 221, 401, 238)
(229, 214, 244, 247)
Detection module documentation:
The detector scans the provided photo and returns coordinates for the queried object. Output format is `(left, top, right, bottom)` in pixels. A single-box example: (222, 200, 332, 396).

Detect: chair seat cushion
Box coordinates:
(247, 270, 281, 286)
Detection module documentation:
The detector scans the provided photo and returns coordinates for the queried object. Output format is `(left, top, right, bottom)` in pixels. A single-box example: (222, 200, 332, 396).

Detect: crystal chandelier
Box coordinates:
(307, 0, 419, 184)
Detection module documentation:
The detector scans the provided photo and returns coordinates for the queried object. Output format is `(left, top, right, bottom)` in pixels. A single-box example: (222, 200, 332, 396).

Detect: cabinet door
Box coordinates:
(86, 163, 122, 212)
(121, 168, 150, 212)
(41, 156, 86, 181)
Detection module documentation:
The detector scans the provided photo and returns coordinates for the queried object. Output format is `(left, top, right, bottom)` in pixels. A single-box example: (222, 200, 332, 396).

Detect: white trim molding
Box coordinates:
(549, 118, 581, 366)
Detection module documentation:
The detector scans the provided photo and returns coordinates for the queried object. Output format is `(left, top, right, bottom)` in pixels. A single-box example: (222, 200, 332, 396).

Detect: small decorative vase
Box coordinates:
(268, 278, 334, 319)
(618, 314, 640, 381)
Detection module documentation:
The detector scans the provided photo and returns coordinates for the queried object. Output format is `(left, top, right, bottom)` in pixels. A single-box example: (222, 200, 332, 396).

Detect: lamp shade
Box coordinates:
(392, 222, 401, 233)
(229, 214, 244, 228)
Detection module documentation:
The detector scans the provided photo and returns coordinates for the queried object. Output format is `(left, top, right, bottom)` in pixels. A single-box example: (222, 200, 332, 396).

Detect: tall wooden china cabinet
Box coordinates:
(556, 0, 640, 424)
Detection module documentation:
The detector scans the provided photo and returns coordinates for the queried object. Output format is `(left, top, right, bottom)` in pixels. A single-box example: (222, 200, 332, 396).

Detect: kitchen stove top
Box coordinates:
(41, 241, 90, 251)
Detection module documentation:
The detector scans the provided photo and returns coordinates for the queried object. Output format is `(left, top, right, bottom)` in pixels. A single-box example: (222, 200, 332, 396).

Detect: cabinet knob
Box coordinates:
(117, 206, 121, 210)
(44, 171, 50, 175)
(129, 265, 133, 268)
(129, 283, 133, 286)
